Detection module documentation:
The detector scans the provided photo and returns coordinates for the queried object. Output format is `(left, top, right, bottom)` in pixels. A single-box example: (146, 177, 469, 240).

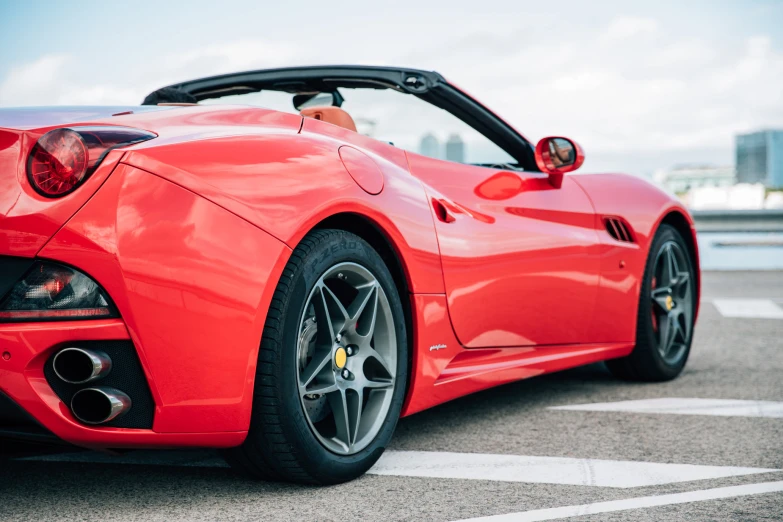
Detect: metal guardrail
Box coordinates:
(690, 209, 783, 232)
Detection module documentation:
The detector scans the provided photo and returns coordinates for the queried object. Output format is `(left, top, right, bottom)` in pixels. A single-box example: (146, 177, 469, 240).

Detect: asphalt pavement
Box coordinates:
(1, 270, 782, 521)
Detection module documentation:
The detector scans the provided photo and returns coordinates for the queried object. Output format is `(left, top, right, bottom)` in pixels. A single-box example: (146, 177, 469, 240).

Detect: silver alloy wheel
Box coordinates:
(650, 241, 693, 364)
(297, 262, 397, 455)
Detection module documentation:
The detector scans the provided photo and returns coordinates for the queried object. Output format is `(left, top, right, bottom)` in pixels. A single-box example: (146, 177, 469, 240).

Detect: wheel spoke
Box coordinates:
(321, 284, 350, 336)
(651, 286, 673, 312)
(327, 389, 352, 451)
(364, 379, 394, 390)
(666, 246, 679, 286)
(299, 348, 332, 389)
(658, 314, 676, 357)
(312, 287, 337, 346)
(351, 285, 379, 342)
(346, 388, 363, 445)
(348, 283, 377, 320)
(301, 380, 338, 397)
(674, 271, 690, 298)
(365, 346, 394, 381)
(673, 311, 688, 344)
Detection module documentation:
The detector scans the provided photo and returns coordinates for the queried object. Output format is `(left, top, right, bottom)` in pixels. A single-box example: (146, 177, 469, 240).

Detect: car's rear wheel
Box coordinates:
(606, 224, 696, 381)
(222, 229, 407, 484)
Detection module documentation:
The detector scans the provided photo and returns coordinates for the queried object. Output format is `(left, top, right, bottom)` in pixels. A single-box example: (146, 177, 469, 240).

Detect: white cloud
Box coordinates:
(0, 55, 70, 105)
(162, 40, 303, 81)
(600, 15, 658, 42)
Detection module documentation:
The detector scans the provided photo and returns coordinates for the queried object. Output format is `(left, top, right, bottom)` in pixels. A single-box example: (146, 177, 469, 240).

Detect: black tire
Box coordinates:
(606, 224, 696, 382)
(221, 229, 408, 484)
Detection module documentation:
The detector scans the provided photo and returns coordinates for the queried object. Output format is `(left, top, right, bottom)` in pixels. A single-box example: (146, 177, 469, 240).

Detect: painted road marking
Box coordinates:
(454, 480, 783, 522)
(367, 451, 777, 488)
(18, 450, 779, 488)
(549, 398, 783, 418)
(712, 298, 783, 319)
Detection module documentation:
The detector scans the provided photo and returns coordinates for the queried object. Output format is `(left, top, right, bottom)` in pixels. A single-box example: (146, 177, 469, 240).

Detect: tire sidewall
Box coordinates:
(277, 232, 407, 482)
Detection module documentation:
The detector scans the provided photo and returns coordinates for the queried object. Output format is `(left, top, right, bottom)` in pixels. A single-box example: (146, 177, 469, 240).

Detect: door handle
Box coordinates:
(432, 198, 456, 223)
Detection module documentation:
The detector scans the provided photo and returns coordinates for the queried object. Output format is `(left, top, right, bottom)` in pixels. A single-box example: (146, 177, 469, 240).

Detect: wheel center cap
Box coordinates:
(334, 347, 347, 369)
(665, 295, 674, 311)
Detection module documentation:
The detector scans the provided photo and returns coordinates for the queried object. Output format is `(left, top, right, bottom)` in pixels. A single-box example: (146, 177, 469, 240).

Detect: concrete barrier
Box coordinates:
(690, 209, 783, 233)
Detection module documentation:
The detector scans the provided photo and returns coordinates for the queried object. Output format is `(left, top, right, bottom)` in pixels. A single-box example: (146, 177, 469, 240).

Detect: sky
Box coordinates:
(1, 0, 782, 176)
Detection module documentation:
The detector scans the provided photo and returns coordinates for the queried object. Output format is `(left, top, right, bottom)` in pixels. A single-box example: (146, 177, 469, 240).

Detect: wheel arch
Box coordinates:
(313, 213, 410, 302)
(310, 212, 415, 404)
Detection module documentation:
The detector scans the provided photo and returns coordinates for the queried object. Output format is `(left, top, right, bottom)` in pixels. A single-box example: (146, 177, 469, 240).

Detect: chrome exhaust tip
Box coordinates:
(53, 347, 112, 384)
(71, 387, 131, 425)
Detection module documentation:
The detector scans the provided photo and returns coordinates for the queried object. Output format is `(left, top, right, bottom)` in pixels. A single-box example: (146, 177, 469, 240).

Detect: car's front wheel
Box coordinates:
(222, 229, 407, 484)
(606, 224, 697, 381)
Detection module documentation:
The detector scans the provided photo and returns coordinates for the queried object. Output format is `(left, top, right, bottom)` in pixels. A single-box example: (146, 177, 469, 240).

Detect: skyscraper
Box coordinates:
(419, 133, 441, 159)
(445, 134, 465, 163)
(736, 130, 783, 188)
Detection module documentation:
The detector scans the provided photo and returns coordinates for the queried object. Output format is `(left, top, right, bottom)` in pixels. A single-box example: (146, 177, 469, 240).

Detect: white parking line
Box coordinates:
(548, 398, 783, 418)
(18, 450, 779, 488)
(367, 451, 777, 488)
(453, 480, 783, 522)
(712, 298, 783, 319)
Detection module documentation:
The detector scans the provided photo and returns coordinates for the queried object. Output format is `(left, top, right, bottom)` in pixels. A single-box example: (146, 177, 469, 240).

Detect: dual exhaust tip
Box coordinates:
(52, 347, 132, 425)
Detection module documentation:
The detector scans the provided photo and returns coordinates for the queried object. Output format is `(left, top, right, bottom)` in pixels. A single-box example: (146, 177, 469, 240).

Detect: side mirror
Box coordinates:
(534, 136, 584, 188)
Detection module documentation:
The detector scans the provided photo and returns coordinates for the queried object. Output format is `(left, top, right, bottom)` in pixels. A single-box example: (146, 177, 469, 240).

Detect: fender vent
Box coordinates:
(605, 217, 635, 243)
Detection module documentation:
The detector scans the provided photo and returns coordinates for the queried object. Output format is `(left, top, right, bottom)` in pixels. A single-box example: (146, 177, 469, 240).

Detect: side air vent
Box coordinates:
(604, 217, 635, 243)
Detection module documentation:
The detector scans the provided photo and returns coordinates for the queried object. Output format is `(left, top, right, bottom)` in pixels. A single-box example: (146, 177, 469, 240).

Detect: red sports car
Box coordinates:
(0, 66, 699, 484)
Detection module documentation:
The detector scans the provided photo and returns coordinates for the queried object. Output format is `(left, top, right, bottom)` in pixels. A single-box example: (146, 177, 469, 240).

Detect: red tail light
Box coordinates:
(27, 126, 156, 197)
(28, 129, 88, 196)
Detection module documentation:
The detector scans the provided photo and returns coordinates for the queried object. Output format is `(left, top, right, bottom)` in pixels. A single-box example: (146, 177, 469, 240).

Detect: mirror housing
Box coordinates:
(534, 136, 585, 188)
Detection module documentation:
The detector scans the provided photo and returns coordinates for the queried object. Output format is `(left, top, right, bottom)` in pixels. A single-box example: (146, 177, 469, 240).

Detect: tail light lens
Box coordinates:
(0, 262, 117, 322)
(27, 126, 156, 197)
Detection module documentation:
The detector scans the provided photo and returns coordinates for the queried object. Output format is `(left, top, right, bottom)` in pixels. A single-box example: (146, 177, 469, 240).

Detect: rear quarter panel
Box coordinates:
(121, 116, 444, 294)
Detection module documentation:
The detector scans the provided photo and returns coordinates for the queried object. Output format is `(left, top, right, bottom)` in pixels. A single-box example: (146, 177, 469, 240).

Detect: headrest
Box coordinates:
(300, 106, 357, 132)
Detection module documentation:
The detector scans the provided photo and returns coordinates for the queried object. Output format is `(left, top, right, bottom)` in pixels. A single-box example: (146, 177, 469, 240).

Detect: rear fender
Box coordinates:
(122, 130, 444, 294)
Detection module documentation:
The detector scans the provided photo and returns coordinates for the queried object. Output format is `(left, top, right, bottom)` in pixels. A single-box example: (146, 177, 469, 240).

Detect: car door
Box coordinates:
(407, 151, 602, 348)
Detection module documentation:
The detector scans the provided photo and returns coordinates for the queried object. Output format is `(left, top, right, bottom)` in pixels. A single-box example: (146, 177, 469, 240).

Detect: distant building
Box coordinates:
(419, 133, 441, 159)
(736, 130, 783, 188)
(445, 134, 465, 163)
(653, 165, 736, 194)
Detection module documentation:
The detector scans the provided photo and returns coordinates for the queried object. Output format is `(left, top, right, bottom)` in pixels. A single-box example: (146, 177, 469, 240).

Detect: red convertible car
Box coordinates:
(0, 66, 699, 484)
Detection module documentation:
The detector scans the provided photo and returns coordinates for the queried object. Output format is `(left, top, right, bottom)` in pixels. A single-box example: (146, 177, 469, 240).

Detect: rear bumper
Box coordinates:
(0, 318, 246, 449)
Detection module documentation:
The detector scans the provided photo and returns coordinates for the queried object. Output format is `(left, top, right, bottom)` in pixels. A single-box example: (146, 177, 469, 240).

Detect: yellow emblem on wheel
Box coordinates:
(665, 295, 674, 311)
(334, 347, 347, 369)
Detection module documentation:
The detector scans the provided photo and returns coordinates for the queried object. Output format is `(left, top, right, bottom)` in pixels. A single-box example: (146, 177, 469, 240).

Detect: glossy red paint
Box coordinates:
(120, 113, 445, 294)
(401, 293, 632, 416)
(406, 151, 602, 348)
(0, 97, 699, 450)
(0, 319, 244, 448)
(338, 145, 384, 195)
(572, 173, 701, 334)
(0, 126, 126, 256)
